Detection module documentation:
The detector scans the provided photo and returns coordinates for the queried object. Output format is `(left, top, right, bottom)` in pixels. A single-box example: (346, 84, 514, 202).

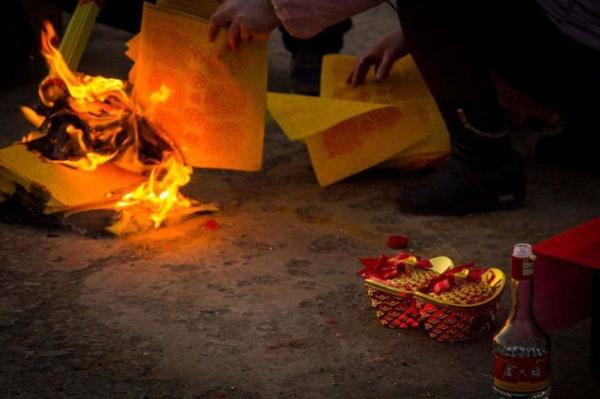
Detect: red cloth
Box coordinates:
(534, 217, 600, 269)
(533, 217, 600, 331)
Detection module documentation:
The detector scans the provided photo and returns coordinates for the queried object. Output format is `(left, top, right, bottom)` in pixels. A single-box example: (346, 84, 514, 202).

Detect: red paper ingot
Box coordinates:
(367, 287, 421, 329)
(361, 254, 506, 342)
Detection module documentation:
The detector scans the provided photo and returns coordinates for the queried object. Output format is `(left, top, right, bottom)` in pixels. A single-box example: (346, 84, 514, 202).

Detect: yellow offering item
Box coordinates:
(268, 92, 430, 186)
(321, 55, 450, 171)
(0, 145, 143, 213)
(59, 0, 101, 71)
(268, 54, 449, 186)
(130, 2, 268, 171)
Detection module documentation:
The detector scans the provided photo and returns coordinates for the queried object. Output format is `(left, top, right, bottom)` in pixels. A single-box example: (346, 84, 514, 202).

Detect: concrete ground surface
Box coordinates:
(1, 5, 599, 399)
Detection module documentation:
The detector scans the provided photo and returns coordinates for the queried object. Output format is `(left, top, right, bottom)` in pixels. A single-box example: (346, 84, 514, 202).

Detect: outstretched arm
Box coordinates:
(209, 0, 380, 50)
(272, 0, 379, 39)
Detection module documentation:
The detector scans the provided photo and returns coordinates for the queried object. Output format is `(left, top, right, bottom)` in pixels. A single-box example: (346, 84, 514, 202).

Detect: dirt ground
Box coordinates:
(1, 5, 599, 399)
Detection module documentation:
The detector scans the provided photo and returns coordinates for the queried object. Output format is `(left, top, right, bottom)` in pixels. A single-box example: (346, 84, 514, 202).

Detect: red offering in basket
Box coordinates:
(360, 252, 506, 342)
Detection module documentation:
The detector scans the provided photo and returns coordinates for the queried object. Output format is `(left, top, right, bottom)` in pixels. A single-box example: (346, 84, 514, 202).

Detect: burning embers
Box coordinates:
(17, 22, 204, 231)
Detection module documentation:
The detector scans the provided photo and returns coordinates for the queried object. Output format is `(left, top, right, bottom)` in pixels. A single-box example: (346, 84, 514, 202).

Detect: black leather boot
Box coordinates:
(289, 51, 322, 96)
(397, 152, 526, 215)
(397, 107, 526, 215)
(280, 20, 352, 96)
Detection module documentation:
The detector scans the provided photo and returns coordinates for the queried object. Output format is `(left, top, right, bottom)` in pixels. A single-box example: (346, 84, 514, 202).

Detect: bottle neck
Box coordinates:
(511, 278, 534, 322)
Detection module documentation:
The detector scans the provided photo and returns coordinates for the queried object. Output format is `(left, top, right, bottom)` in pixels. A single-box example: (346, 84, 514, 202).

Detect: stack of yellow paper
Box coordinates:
(127, 0, 268, 171)
(0, 144, 218, 235)
(0, 0, 238, 234)
(0, 144, 144, 217)
(268, 54, 450, 187)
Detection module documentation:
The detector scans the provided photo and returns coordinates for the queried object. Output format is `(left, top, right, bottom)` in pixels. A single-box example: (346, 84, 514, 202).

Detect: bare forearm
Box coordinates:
(272, 0, 380, 38)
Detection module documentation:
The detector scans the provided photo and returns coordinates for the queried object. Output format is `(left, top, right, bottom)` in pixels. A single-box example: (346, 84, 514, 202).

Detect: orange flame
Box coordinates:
(21, 22, 194, 228)
(40, 22, 127, 108)
(116, 157, 193, 227)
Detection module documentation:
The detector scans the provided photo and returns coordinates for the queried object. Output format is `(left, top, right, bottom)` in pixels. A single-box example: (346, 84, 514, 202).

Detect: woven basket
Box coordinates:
(364, 261, 505, 342)
(363, 256, 453, 329)
(416, 268, 505, 342)
(366, 286, 420, 329)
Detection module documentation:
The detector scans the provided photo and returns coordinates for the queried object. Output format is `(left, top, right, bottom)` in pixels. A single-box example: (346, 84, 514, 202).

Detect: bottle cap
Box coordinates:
(513, 243, 532, 259)
(512, 243, 534, 279)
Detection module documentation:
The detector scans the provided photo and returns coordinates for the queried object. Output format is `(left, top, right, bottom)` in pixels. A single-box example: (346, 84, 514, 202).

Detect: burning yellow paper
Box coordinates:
(13, 21, 203, 231)
(131, 3, 267, 171)
(0, 145, 143, 213)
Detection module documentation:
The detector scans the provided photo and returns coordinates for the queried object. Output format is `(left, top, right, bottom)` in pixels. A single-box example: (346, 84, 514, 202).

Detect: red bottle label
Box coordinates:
(493, 352, 550, 393)
(511, 255, 534, 280)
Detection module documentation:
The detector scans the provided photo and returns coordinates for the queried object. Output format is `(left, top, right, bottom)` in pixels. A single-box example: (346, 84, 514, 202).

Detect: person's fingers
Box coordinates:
(240, 24, 252, 43)
(350, 60, 366, 86)
(346, 63, 357, 85)
(208, 9, 228, 42)
(208, 21, 220, 42)
(347, 59, 366, 85)
(351, 56, 379, 86)
(228, 21, 241, 51)
(375, 52, 393, 82)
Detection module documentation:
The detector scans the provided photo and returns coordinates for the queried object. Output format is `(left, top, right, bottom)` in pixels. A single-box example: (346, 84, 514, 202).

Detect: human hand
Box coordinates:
(208, 0, 281, 51)
(347, 27, 409, 86)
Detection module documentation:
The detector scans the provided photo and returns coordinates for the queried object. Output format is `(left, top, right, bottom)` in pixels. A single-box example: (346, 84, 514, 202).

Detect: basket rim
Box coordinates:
(364, 267, 506, 309)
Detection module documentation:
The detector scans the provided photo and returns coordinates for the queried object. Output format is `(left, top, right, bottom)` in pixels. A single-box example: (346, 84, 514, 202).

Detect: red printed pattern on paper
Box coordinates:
(322, 108, 402, 158)
(493, 352, 550, 393)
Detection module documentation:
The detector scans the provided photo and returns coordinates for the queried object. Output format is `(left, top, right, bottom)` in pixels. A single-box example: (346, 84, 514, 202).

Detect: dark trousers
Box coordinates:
(281, 19, 352, 56)
(396, 0, 600, 161)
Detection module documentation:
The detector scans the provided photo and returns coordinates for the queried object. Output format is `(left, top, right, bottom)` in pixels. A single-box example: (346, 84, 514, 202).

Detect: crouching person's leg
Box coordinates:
(281, 19, 352, 95)
(394, 0, 524, 215)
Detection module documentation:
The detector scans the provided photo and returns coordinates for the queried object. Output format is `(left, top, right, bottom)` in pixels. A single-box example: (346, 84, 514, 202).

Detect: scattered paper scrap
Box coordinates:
(386, 235, 408, 249)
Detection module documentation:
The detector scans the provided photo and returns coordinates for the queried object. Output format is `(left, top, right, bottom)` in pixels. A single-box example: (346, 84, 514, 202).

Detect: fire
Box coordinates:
(116, 158, 192, 227)
(39, 23, 127, 107)
(20, 22, 194, 228)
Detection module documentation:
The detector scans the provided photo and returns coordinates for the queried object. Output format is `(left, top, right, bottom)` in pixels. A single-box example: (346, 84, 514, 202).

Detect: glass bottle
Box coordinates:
(492, 243, 551, 398)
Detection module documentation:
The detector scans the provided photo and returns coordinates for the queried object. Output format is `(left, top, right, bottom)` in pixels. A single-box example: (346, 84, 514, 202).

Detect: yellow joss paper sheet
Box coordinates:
(132, 3, 267, 171)
(268, 93, 430, 187)
(268, 53, 448, 186)
(0, 145, 143, 212)
(125, 33, 140, 83)
(321, 54, 432, 103)
(321, 54, 450, 169)
(267, 94, 392, 141)
(125, 33, 140, 62)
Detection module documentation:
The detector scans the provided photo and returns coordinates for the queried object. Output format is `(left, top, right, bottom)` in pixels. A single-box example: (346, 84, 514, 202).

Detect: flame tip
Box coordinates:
(24, 22, 194, 229)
